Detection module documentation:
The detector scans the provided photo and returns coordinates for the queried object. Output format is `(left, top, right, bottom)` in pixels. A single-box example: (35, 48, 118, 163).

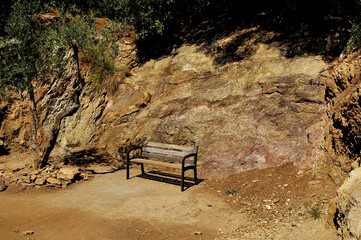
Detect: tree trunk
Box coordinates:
(72, 44, 82, 84)
(28, 88, 41, 156)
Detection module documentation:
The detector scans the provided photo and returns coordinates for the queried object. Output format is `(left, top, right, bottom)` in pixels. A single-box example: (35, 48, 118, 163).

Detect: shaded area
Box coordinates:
(1, 0, 358, 62)
(323, 50, 361, 180)
(135, 170, 203, 191)
(61, 147, 117, 166)
(0, 146, 9, 156)
(135, 0, 359, 62)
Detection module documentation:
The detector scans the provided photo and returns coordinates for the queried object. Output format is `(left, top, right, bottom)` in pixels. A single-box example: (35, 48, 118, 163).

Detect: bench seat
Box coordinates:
(130, 158, 184, 169)
(126, 141, 198, 191)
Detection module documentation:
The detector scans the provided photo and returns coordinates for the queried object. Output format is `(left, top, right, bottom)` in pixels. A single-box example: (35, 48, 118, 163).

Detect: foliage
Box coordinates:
(1, 0, 122, 94)
(0, 0, 44, 96)
(225, 189, 239, 195)
(39, 12, 97, 82)
(85, 21, 121, 73)
(99, 0, 217, 39)
(345, 21, 361, 53)
(38, 8, 121, 84)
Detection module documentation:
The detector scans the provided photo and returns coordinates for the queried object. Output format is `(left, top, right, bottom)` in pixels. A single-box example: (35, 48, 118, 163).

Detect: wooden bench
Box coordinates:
(126, 141, 198, 191)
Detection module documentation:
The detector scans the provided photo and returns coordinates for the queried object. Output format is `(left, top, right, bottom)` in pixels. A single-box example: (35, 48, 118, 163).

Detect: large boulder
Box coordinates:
(334, 168, 361, 239)
(57, 166, 80, 182)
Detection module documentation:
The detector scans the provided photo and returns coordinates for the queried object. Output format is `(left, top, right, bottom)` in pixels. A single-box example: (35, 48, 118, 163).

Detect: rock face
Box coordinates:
(321, 50, 361, 183)
(0, 39, 328, 177)
(335, 168, 361, 239)
(0, 100, 31, 149)
(52, 43, 327, 177)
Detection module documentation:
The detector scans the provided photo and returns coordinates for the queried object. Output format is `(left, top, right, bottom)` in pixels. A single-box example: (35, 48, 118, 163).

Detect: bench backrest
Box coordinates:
(142, 141, 198, 165)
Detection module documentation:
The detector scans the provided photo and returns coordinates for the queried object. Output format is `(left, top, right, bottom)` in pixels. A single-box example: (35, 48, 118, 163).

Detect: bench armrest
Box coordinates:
(182, 153, 197, 165)
(127, 146, 143, 161)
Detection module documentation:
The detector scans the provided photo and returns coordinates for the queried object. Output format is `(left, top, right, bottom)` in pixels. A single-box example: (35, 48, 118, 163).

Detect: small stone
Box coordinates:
(266, 205, 272, 210)
(240, 201, 251, 206)
(22, 176, 31, 184)
(61, 181, 71, 188)
(47, 178, 62, 186)
(30, 175, 37, 182)
(0, 178, 7, 191)
(34, 178, 46, 185)
(22, 230, 34, 235)
(291, 223, 297, 227)
(193, 231, 202, 235)
(297, 170, 304, 175)
(283, 184, 288, 187)
(57, 166, 80, 182)
(252, 180, 259, 183)
(308, 180, 320, 185)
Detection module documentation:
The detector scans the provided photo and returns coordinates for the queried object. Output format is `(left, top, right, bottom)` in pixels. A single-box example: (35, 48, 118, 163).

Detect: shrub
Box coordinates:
(345, 21, 361, 53)
(225, 189, 239, 195)
(305, 206, 321, 219)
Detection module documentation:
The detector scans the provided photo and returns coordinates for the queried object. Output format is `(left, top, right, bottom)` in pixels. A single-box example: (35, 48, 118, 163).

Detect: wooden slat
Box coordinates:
(130, 158, 183, 169)
(142, 152, 195, 164)
(143, 147, 189, 158)
(146, 142, 197, 152)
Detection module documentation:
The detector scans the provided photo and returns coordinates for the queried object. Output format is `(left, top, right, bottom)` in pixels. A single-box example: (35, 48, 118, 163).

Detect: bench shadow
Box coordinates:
(135, 170, 204, 191)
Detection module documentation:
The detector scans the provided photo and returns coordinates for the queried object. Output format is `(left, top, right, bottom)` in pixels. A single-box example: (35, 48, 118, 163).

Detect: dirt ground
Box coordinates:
(0, 154, 339, 240)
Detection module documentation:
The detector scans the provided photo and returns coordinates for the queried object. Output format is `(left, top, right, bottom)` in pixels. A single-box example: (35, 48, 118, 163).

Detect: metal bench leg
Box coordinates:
(181, 167, 185, 192)
(194, 167, 198, 185)
(126, 160, 130, 180)
(141, 163, 145, 175)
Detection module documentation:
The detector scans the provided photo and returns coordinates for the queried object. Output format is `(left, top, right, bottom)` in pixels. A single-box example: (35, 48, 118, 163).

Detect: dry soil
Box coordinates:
(0, 158, 339, 240)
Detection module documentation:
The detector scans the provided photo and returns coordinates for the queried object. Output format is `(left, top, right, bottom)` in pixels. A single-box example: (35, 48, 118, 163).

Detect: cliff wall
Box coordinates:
(0, 36, 329, 178)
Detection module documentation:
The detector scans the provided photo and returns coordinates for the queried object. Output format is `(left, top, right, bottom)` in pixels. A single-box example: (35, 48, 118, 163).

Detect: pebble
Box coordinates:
(22, 230, 34, 235)
(193, 231, 202, 235)
(308, 180, 320, 185)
